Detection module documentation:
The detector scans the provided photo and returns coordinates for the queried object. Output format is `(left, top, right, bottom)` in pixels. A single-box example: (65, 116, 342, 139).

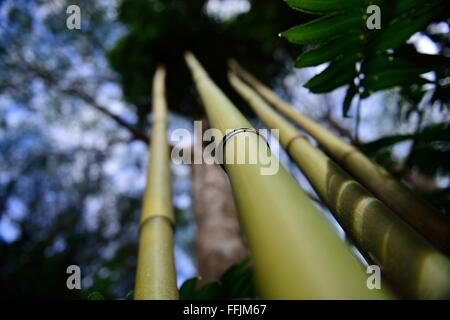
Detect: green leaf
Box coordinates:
(285, 0, 365, 13)
(418, 123, 450, 143)
(179, 277, 198, 299)
(375, 0, 441, 20)
(179, 258, 256, 300)
(360, 128, 450, 176)
(360, 53, 437, 91)
(361, 70, 430, 97)
(431, 85, 450, 111)
(360, 122, 450, 156)
(283, 0, 450, 104)
(342, 84, 358, 117)
(408, 143, 450, 176)
(179, 278, 221, 300)
(370, 2, 444, 52)
(218, 257, 255, 299)
(360, 134, 413, 155)
(360, 49, 449, 96)
(295, 33, 360, 67)
(282, 10, 364, 44)
(394, 45, 450, 70)
(193, 282, 221, 300)
(86, 291, 106, 300)
(304, 54, 357, 93)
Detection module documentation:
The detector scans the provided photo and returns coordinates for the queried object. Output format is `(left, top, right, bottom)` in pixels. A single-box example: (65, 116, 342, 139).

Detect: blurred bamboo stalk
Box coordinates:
(229, 71, 450, 299)
(229, 60, 450, 256)
(134, 66, 178, 300)
(185, 52, 391, 299)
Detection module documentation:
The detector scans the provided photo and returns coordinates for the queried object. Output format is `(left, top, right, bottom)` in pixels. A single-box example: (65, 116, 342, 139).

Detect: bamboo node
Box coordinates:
(217, 127, 270, 172)
(140, 214, 175, 230)
(285, 134, 305, 154)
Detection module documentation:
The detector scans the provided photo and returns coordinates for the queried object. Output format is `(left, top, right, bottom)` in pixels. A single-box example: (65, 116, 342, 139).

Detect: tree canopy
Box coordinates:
(108, 0, 305, 122)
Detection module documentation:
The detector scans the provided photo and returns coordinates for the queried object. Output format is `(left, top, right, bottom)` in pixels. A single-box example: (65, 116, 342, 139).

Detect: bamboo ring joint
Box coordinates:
(217, 127, 270, 172)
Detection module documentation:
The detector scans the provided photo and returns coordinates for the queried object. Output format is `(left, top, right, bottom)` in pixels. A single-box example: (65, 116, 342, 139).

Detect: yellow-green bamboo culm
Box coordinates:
(134, 66, 178, 300)
(185, 52, 391, 299)
(229, 60, 450, 256)
(229, 71, 450, 299)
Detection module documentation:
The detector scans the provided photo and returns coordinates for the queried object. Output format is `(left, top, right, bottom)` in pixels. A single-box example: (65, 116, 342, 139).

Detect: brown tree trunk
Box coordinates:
(191, 120, 248, 285)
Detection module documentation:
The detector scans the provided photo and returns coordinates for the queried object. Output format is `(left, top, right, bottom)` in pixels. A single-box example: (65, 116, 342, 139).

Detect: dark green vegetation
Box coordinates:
(282, 0, 450, 116)
(108, 0, 305, 122)
(281, 0, 450, 201)
(87, 258, 256, 300)
(0, 0, 449, 299)
(178, 258, 256, 300)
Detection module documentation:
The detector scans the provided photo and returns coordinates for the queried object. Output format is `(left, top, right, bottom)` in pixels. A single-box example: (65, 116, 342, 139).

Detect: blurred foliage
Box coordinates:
(1, 0, 450, 300)
(360, 122, 450, 176)
(108, 0, 307, 124)
(283, 0, 450, 214)
(87, 291, 107, 300)
(179, 258, 256, 300)
(85, 258, 256, 300)
(0, 0, 152, 299)
(282, 0, 450, 116)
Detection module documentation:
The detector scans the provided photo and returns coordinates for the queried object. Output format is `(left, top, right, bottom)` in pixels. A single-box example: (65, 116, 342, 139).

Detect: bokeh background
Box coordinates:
(0, 0, 449, 299)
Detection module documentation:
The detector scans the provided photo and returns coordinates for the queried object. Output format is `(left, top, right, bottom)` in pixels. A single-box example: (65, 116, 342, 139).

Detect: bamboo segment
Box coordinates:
(185, 52, 391, 299)
(134, 66, 178, 300)
(229, 60, 450, 256)
(229, 71, 450, 299)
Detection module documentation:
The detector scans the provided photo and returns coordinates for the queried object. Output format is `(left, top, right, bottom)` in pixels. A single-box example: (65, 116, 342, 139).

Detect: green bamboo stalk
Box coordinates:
(134, 66, 178, 300)
(185, 52, 391, 299)
(229, 71, 450, 299)
(229, 60, 450, 256)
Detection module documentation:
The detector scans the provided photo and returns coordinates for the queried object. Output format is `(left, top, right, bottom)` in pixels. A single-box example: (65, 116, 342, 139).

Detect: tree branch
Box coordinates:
(19, 58, 150, 145)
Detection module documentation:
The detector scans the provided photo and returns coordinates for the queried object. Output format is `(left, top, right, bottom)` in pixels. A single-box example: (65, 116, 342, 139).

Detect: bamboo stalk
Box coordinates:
(229, 71, 450, 299)
(185, 52, 391, 299)
(229, 60, 450, 256)
(134, 66, 178, 300)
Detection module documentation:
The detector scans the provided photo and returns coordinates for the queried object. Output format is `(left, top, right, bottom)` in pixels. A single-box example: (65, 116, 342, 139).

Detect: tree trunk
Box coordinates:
(191, 120, 248, 285)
